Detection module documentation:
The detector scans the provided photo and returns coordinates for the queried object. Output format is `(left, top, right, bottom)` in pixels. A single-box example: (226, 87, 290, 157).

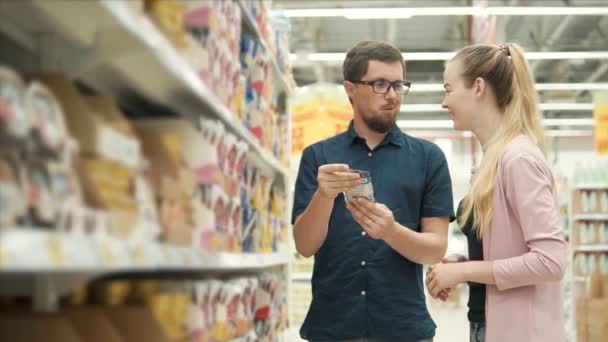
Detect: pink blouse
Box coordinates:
(483, 135, 567, 342)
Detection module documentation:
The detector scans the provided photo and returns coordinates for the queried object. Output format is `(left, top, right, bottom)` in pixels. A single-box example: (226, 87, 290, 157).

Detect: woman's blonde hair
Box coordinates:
(456, 43, 547, 237)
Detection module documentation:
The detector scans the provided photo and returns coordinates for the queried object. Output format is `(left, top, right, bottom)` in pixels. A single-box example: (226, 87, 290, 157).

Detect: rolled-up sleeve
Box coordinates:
(291, 146, 319, 225)
(493, 155, 567, 291)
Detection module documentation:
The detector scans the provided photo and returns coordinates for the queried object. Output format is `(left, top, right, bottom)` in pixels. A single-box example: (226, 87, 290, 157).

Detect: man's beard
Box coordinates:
(362, 113, 396, 133)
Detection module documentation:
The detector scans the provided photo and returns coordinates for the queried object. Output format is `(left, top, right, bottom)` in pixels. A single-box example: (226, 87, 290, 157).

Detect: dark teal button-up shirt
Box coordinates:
(292, 121, 454, 341)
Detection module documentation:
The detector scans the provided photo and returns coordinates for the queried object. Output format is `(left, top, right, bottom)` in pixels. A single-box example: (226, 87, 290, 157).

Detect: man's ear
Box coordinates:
(474, 77, 486, 97)
(344, 81, 355, 101)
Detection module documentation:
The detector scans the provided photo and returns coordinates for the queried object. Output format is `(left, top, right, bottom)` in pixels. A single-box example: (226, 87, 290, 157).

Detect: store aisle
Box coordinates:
(287, 302, 469, 341)
(429, 303, 469, 342)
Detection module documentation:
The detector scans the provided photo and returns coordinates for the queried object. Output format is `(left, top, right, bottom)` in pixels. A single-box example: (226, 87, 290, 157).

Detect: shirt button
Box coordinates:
(361, 290, 366, 296)
(368, 152, 372, 157)
(361, 231, 366, 236)
(361, 261, 366, 266)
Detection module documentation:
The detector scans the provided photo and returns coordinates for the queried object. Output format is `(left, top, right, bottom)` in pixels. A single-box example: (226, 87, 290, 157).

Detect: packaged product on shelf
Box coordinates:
(145, 0, 188, 50)
(0, 66, 29, 139)
(131, 176, 162, 244)
(33, 74, 139, 169)
(74, 157, 139, 239)
(0, 152, 27, 228)
(25, 161, 57, 227)
(271, 14, 291, 75)
(148, 292, 190, 341)
(599, 222, 608, 244)
(133, 122, 195, 246)
(24, 81, 68, 153)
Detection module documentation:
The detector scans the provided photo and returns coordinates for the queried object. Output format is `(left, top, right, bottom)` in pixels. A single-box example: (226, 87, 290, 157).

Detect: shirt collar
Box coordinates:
(347, 120, 404, 147)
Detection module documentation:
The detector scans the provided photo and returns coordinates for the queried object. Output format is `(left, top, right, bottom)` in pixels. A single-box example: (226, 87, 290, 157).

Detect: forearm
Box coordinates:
(383, 223, 447, 265)
(293, 189, 334, 257)
(462, 261, 497, 285)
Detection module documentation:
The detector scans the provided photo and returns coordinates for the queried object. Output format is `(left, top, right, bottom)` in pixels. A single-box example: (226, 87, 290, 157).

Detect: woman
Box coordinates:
(425, 42, 567, 342)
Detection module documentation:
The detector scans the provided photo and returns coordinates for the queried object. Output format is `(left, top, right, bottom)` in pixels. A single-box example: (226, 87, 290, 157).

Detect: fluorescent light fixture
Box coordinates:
(397, 120, 453, 128)
(400, 104, 446, 112)
(536, 83, 608, 91)
(277, 7, 608, 19)
(292, 51, 608, 62)
(408, 83, 608, 93)
(543, 118, 595, 126)
(539, 103, 595, 111)
(397, 118, 595, 129)
(399, 103, 594, 112)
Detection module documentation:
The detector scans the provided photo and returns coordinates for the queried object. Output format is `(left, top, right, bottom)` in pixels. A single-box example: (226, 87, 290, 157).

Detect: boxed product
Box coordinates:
(33, 73, 138, 169)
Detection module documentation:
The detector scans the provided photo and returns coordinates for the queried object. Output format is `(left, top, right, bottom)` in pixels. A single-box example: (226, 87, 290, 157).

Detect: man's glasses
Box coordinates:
(350, 80, 411, 95)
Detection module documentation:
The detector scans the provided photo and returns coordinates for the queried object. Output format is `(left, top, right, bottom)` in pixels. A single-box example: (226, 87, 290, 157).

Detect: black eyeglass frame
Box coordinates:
(349, 79, 412, 95)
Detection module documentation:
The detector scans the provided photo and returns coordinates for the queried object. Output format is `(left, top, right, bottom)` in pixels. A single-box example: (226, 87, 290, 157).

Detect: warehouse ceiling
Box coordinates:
(274, 0, 608, 126)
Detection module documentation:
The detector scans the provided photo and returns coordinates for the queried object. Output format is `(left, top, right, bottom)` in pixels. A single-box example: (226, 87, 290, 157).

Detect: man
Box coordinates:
(292, 41, 454, 342)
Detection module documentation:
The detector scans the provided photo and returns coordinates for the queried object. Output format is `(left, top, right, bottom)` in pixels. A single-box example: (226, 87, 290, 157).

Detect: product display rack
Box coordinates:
(0, 1, 294, 341)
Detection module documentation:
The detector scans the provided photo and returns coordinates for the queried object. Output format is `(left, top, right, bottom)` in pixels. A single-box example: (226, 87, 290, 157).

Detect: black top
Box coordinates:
(457, 200, 486, 324)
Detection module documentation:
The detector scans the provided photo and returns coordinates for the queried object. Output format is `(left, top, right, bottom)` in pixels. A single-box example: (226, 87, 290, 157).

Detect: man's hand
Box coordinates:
(346, 197, 396, 240)
(317, 164, 361, 200)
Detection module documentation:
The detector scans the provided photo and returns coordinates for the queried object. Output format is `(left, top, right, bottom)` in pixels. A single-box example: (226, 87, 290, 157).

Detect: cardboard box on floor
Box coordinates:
(65, 308, 125, 342)
(0, 314, 83, 342)
(104, 306, 171, 342)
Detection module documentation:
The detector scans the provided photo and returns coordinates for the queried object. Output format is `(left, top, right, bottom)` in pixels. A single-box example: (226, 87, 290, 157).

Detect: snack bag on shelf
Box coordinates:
(209, 183, 229, 251)
(24, 81, 67, 153)
(226, 198, 242, 253)
(0, 66, 29, 139)
(145, 0, 188, 50)
(0, 153, 27, 228)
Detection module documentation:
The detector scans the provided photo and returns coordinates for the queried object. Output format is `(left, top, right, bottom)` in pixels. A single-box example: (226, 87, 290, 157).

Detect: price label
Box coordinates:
(181, 250, 191, 266)
(161, 246, 171, 264)
(131, 245, 145, 266)
(98, 239, 114, 266)
(47, 236, 66, 267)
(0, 243, 6, 266)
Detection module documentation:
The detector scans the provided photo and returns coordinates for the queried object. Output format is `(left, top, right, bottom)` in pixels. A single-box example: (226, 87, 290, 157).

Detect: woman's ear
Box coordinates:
(474, 77, 485, 97)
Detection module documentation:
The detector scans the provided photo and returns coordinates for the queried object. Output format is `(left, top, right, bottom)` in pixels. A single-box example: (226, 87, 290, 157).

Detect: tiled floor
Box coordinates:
(288, 304, 469, 341)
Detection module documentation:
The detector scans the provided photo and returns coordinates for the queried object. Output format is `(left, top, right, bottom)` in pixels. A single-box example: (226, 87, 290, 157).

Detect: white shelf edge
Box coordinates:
(237, 0, 292, 94)
(574, 245, 608, 252)
(572, 214, 608, 221)
(574, 184, 608, 190)
(291, 272, 312, 281)
(98, 0, 289, 179)
(0, 228, 290, 273)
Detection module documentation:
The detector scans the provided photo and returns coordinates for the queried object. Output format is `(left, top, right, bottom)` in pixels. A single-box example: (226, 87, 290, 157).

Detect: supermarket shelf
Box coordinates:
(574, 184, 608, 190)
(0, 0, 289, 180)
(574, 245, 608, 252)
(292, 272, 312, 281)
(573, 214, 608, 221)
(237, 0, 292, 94)
(0, 228, 291, 273)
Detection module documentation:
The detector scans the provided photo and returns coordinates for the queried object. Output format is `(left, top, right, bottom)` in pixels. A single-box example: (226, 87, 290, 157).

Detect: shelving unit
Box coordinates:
(0, 1, 294, 341)
(568, 174, 608, 342)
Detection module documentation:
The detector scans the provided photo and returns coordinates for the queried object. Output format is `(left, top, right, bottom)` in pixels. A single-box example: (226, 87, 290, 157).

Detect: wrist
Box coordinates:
(461, 262, 472, 283)
(316, 188, 335, 201)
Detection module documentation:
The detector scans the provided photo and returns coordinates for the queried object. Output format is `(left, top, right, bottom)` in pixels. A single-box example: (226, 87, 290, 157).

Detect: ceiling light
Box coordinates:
(397, 118, 595, 129)
(277, 7, 608, 19)
(291, 51, 608, 63)
(399, 103, 594, 112)
(408, 83, 608, 93)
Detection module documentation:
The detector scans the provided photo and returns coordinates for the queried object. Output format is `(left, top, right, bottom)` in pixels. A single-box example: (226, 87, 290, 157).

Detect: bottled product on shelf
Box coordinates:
(569, 159, 608, 342)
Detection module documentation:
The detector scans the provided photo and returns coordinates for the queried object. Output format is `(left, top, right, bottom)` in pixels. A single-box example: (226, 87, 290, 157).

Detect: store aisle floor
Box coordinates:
(288, 303, 469, 341)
